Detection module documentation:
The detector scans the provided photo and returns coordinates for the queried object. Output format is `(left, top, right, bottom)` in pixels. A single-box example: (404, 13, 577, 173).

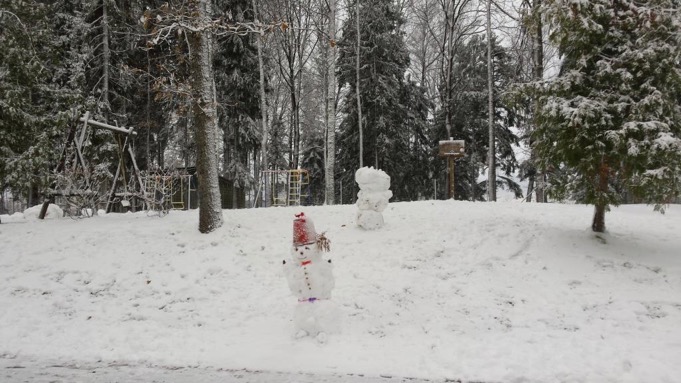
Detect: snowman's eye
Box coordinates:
(294, 247, 298, 251)
(304, 246, 310, 250)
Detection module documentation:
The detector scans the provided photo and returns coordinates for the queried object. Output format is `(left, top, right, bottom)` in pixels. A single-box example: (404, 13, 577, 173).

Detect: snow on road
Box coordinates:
(1, 357, 443, 383)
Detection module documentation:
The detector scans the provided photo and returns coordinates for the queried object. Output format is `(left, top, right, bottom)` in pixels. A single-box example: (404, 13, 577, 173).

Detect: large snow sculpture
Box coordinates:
(283, 212, 339, 343)
(355, 167, 392, 230)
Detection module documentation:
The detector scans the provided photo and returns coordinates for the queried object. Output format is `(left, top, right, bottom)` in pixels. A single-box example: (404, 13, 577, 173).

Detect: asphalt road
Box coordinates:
(1, 357, 462, 383)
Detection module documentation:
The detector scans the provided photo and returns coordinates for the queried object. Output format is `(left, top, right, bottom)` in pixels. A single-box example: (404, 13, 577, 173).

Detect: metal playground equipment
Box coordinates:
(141, 169, 194, 216)
(255, 169, 310, 207)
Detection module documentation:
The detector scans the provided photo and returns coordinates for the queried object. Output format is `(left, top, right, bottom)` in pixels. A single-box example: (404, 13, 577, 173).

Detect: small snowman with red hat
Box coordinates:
(283, 212, 339, 343)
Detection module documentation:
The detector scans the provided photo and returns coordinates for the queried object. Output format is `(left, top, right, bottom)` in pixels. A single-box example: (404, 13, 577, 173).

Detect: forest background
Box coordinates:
(1, 0, 680, 233)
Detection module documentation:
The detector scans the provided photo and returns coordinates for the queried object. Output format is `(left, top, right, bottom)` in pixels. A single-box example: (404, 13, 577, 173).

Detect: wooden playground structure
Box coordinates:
(47, 112, 314, 216)
(48, 112, 194, 217)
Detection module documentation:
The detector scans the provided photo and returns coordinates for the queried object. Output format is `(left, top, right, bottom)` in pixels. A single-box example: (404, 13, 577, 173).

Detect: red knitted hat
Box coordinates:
(293, 212, 317, 246)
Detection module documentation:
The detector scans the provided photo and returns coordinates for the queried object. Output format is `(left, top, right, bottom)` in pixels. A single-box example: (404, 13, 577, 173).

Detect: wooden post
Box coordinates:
(38, 200, 50, 220)
(448, 157, 455, 199)
(439, 139, 465, 200)
(78, 115, 136, 135)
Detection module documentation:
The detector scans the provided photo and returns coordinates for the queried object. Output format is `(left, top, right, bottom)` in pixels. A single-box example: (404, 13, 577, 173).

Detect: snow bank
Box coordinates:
(22, 204, 63, 220)
(1, 202, 680, 382)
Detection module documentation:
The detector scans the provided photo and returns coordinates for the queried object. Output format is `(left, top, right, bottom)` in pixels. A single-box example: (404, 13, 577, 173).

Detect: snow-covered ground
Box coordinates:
(1, 200, 680, 382)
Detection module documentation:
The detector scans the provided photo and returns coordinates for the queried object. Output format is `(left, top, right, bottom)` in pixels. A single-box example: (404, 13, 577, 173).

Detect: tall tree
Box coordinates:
(253, 0, 270, 186)
(404, 0, 441, 106)
(355, 0, 364, 169)
(435, 35, 520, 201)
(486, 0, 496, 201)
(214, 0, 261, 208)
(323, 0, 337, 204)
(267, 0, 318, 169)
(514, 0, 547, 203)
(535, 0, 681, 232)
(0, 1, 87, 205)
(530, 0, 545, 203)
(337, 0, 431, 202)
(437, 0, 480, 140)
(188, 0, 223, 232)
(145, 0, 224, 232)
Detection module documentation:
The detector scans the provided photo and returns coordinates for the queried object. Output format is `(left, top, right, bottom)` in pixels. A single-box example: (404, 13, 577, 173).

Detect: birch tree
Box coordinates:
(323, 0, 337, 204)
(486, 0, 496, 201)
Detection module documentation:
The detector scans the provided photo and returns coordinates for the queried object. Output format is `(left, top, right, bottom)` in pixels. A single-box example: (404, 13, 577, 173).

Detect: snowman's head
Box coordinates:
(291, 243, 320, 261)
(291, 213, 329, 262)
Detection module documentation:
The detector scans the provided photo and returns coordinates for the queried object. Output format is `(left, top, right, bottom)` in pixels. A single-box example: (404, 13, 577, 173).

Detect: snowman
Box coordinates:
(283, 212, 339, 343)
(355, 167, 393, 230)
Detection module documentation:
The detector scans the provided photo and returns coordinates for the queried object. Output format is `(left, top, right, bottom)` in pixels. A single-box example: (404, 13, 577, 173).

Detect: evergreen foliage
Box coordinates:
(0, 2, 86, 200)
(336, 0, 430, 202)
(214, 0, 262, 191)
(535, 0, 681, 231)
(434, 35, 520, 201)
(6, 0, 676, 235)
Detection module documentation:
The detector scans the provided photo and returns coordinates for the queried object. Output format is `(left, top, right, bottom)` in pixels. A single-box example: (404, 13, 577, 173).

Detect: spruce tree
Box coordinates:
(536, 0, 681, 232)
(337, 0, 430, 202)
(214, 0, 262, 207)
(0, 1, 86, 204)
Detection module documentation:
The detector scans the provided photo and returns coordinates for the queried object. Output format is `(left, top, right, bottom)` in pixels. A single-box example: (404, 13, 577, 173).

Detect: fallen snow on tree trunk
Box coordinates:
(1, 201, 680, 382)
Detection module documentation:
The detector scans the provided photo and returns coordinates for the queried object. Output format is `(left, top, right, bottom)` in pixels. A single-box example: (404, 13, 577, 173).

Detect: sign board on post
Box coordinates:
(438, 139, 465, 199)
(438, 140, 465, 158)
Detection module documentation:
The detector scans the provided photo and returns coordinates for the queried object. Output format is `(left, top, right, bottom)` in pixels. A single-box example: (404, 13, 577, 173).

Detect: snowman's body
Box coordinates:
(283, 240, 339, 342)
(284, 246, 334, 300)
(355, 167, 392, 230)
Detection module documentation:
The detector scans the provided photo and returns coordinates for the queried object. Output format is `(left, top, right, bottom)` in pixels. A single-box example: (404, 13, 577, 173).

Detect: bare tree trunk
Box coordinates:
(442, 1, 455, 139)
(592, 161, 609, 233)
(189, 0, 223, 233)
(254, 0, 269, 199)
(409, 0, 438, 107)
(525, 177, 534, 202)
(102, 0, 110, 119)
(356, 0, 363, 168)
(486, 0, 496, 201)
(533, 0, 546, 203)
(233, 123, 238, 209)
(290, 84, 299, 168)
(146, 49, 151, 169)
(324, 0, 337, 204)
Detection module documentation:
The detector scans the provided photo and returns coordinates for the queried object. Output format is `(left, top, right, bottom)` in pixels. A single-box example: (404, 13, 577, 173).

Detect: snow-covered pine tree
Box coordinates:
(0, 1, 87, 205)
(214, 0, 262, 209)
(396, 76, 433, 200)
(535, 0, 681, 232)
(337, 0, 430, 202)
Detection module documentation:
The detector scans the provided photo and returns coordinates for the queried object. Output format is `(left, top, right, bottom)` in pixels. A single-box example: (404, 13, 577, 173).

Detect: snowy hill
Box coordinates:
(1, 201, 680, 382)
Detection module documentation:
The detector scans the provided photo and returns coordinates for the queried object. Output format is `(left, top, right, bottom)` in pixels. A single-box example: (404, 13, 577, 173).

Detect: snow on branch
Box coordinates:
(141, 5, 288, 47)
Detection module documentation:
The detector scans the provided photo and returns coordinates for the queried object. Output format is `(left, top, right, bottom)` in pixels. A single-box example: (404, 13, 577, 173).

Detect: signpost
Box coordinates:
(438, 139, 465, 199)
